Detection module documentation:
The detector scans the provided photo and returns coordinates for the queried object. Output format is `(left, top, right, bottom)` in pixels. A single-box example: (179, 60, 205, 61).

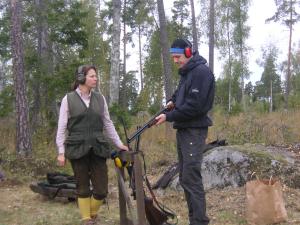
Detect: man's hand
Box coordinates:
(166, 101, 175, 111)
(57, 153, 65, 167)
(155, 114, 166, 125)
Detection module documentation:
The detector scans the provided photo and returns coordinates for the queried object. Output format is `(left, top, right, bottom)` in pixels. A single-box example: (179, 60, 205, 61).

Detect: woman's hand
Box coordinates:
(118, 144, 129, 151)
(57, 153, 66, 167)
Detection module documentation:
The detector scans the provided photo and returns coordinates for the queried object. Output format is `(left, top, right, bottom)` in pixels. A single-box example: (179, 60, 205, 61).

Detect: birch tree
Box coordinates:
(109, 0, 121, 105)
(232, 0, 250, 111)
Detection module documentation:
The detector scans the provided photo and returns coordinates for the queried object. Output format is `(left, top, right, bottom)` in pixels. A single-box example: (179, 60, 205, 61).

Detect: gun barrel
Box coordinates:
(127, 108, 167, 143)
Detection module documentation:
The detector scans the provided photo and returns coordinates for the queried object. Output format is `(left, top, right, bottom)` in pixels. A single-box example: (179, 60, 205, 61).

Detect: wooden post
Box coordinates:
(133, 153, 147, 225)
(118, 168, 129, 225)
(116, 167, 135, 225)
(117, 151, 147, 225)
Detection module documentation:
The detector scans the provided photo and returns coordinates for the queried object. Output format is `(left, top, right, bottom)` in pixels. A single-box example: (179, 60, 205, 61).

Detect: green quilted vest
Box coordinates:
(64, 91, 111, 159)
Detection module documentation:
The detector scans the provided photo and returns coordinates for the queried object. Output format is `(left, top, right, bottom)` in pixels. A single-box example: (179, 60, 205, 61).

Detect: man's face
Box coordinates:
(171, 53, 189, 68)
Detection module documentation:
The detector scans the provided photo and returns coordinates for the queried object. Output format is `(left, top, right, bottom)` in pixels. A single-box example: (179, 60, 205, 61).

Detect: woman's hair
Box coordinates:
(72, 65, 97, 90)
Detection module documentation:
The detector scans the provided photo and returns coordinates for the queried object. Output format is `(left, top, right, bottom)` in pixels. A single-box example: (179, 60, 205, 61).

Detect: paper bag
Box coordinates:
(246, 178, 287, 225)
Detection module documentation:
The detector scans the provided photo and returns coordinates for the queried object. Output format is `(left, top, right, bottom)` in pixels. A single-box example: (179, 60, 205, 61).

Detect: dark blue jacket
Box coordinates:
(165, 51, 215, 129)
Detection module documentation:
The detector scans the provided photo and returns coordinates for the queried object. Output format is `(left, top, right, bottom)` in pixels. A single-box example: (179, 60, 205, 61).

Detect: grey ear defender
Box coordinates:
(77, 65, 86, 84)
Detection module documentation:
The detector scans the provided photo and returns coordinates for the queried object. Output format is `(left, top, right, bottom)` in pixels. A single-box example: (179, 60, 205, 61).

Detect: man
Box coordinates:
(155, 38, 215, 225)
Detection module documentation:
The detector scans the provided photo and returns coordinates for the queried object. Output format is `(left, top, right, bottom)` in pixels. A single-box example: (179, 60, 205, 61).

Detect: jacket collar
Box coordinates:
(179, 51, 207, 76)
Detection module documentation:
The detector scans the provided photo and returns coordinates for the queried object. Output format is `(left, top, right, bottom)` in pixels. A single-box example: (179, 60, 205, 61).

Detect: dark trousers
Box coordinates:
(70, 151, 108, 200)
(176, 128, 210, 225)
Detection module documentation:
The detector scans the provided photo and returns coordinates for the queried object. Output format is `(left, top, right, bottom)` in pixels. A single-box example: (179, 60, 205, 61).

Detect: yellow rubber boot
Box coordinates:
(90, 196, 103, 218)
(78, 197, 91, 221)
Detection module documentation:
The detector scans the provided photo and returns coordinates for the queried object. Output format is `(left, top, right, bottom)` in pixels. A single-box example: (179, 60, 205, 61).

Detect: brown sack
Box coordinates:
(246, 177, 288, 225)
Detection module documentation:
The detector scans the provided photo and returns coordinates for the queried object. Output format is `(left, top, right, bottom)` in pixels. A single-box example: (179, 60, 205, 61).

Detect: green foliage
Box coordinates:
(290, 44, 300, 98)
(143, 29, 164, 109)
(215, 77, 229, 107)
(48, 1, 88, 49)
(213, 0, 251, 112)
(171, 0, 191, 37)
(0, 85, 14, 117)
(252, 100, 269, 113)
(130, 88, 150, 114)
(125, 0, 155, 34)
(109, 103, 132, 134)
(0, 6, 10, 59)
(266, 0, 300, 26)
(119, 70, 139, 110)
(257, 45, 282, 98)
(230, 102, 243, 115)
(288, 93, 300, 109)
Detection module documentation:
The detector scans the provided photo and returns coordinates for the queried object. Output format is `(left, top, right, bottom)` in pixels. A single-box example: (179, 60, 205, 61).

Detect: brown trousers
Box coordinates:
(70, 151, 108, 200)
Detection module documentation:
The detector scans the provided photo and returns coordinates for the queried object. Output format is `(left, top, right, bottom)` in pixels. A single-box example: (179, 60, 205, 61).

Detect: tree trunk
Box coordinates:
(209, 0, 215, 73)
(123, 0, 127, 79)
(237, 1, 246, 112)
(0, 62, 5, 92)
(285, 0, 293, 111)
(190, 0, 198, 51)
(156, 0, 173, 100)
(270, 80, 273, 113)
(138, 25, 144, 90)
(33, 0, 51, 131)
(241, 51, 246, 112)
(109, 0, 121, 106)
(10, 0, 32, 156)
(157, 0, 173, 137)
(227, 8, 232, 112)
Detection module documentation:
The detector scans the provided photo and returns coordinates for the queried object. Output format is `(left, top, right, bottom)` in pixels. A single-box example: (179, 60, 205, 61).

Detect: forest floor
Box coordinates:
(1, 175, 300, 225)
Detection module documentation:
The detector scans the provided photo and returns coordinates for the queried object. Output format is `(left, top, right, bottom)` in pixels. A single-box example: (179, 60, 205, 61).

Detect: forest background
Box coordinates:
(1, 0, 300, 156)
(0, 0, 299, 173)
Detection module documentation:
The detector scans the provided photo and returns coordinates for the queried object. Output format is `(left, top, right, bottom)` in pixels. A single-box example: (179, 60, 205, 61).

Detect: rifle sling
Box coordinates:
(145, 176, 176, 219)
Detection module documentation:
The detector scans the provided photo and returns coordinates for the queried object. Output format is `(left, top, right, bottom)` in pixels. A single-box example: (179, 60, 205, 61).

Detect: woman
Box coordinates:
(56, 65, 128, 225)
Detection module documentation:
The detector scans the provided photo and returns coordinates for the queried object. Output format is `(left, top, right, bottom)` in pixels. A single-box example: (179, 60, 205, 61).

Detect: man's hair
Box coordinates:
(170, 38, 193, 58)
(170, 38, 192, 49)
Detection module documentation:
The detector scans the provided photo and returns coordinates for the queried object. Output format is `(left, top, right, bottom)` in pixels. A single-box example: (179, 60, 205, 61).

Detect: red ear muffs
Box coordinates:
(184, 47, 192, 58)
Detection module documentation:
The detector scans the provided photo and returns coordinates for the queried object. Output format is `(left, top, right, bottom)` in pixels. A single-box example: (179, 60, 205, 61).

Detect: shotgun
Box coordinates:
(127, 108, 167, 143)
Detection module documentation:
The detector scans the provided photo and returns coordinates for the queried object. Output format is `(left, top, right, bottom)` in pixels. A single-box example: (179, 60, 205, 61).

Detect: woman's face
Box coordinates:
(84, 69, 98, 88)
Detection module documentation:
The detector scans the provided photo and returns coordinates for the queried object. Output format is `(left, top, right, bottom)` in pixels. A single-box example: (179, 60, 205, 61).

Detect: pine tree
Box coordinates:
(10, 0, 32, 156)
